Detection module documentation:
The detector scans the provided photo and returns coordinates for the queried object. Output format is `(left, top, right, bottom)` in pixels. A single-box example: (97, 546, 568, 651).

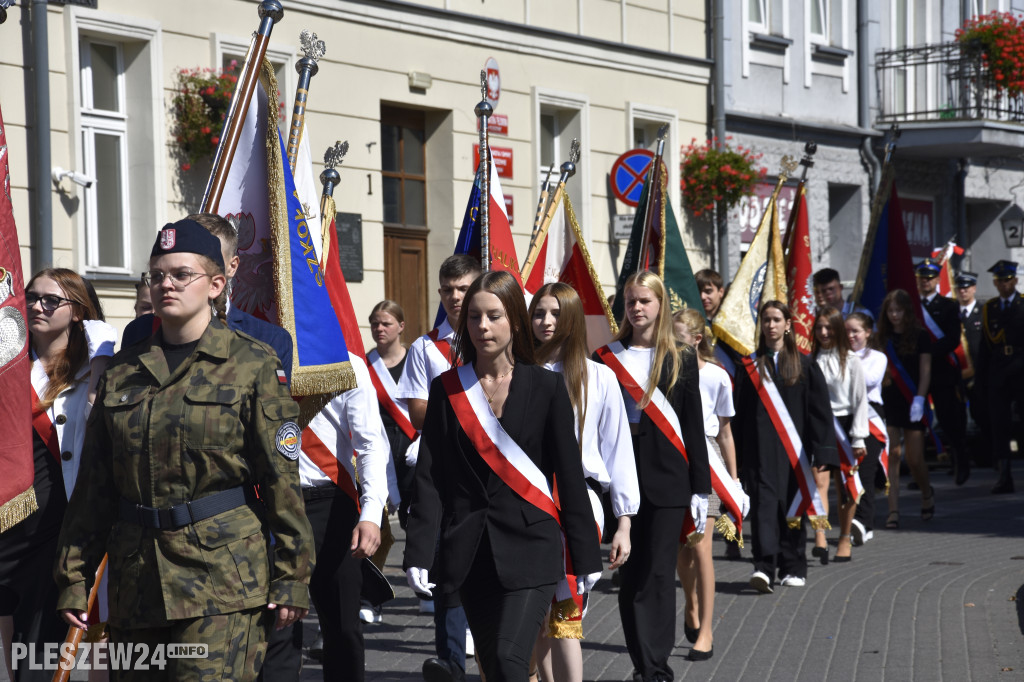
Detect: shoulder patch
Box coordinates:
(276, 422, 301, 460)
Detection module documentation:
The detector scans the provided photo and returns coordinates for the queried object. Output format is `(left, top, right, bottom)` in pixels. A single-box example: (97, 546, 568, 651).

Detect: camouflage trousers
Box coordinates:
(108, 607, 273, 681)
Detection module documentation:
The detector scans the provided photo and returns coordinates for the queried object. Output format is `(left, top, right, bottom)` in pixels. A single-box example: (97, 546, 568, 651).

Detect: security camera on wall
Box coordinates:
(52, 167, 96, 191)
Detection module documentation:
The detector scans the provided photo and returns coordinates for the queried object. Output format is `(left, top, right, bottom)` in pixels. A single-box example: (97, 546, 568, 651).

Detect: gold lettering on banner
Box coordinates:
(293, 190, 323, 286)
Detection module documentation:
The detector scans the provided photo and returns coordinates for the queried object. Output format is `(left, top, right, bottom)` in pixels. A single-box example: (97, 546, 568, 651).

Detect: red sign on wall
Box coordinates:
(473, 144, 513, 178)
(737, 181, 797, 244)
(477, 114, 509, 136)
(504, 194, 513, 225)
(899, 196, 935, 258)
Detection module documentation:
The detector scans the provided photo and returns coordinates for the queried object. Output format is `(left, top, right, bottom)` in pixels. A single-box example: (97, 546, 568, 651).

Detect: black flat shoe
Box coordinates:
(833, 555, 852, 563)
(811, 546, 829, 565)
(684, 623, 699, 644)
(687, 647, 714, 662)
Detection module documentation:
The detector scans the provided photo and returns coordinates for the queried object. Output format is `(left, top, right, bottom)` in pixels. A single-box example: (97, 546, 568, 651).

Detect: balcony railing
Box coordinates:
(876, 41, 1024, 124)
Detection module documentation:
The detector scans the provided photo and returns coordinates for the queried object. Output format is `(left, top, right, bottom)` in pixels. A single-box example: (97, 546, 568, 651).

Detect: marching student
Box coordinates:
(875, 289, 935, 526)
(811, 306, 868, 563)
(56, 219, 314, 680)
(395, 254, 481, 682)
(404, 271, 603, 682)
(845, 312, 888, 545)
(0, 268, 115, 682)
(672, 308, 745, 661)
(528, 283, 639, 682)
(733, 300, 835, 593)
(593, 270, 711, 678)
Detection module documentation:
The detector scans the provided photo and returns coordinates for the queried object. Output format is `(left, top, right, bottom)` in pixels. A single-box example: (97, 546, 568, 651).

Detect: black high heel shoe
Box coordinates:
(811, 529, 829, 565)
(687, 647, 714, 662)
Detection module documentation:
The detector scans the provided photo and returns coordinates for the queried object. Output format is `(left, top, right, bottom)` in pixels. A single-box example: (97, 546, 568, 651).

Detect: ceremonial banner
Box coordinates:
(930, 241, 972, 376)
(853, 183, 921, 322)
(524, 193, 617, 351)
(612, 171, 702, 322)
(785, 185, 814, 355)
(0, 104, 33, 532)
(713, 177, 788, 356)
(217, 61, 355, 398)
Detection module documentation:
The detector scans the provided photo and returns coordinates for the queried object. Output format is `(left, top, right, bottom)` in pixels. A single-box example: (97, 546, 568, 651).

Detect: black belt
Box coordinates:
(302, 484, 340, 502)
(119, 486, 255, 530)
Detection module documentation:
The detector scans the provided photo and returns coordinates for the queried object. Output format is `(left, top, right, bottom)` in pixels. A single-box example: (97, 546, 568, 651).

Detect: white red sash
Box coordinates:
(868, 405, 889, 483)
(30, 386, 60, 463)
(740, 356, 828, 527)
(427, 327, 461, 370)
(596, 342, 744, 542)
(366, 349, 418, 442)
(441, 364, 560, 522)
(922, 306, 960, 370)
(301, 421, 361, 510)
(833, 417, 864, 505)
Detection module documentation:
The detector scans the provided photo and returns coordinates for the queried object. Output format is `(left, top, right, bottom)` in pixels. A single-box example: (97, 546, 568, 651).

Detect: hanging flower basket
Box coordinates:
(680, 138, 766, 218)
(171, 62, 239, 171)
(956, 11, 1024, 94)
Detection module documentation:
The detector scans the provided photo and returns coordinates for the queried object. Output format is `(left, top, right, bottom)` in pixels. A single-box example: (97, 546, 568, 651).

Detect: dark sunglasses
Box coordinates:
(26, 292, 77, 312)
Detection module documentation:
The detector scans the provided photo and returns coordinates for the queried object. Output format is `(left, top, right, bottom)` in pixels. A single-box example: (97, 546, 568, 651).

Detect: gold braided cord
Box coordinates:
(0, 487, 37, 533)
(656, 169, 667, 279)
(563, 193, 618, 335)
(547, 598, 584, 639)
(714, 514, 743, 547)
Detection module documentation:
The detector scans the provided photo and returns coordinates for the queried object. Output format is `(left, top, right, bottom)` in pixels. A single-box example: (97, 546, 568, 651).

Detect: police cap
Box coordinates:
(954, 271, 978, 288)
(988, 260, 1018, 280)
(914, 258, 942, 278)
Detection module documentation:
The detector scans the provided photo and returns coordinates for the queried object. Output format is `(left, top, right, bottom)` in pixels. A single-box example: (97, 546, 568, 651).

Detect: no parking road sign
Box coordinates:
(610, 149, 666, 207)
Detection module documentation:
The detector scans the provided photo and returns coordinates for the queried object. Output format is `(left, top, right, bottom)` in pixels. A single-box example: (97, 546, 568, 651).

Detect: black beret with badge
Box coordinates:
(151, 218, 225, 271)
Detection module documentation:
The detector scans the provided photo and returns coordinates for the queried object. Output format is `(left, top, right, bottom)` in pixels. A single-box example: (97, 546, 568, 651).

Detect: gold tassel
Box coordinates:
(84, 622, 108, 644)
(714, 515, 737, 543)
(684, 530, 705, 546)
(547, 598, 583, 639)
(786, 516, 802, 529)
(0, 488, 37, 532)
(808, 515, 832, 531)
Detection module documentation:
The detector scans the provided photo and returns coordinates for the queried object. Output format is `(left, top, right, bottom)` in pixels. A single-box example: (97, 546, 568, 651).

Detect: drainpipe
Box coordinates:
(31, 0, 52, 273)
(956, 158, 967, 268)
(858, 0, 881, 198)
(713, 0, 729, 280)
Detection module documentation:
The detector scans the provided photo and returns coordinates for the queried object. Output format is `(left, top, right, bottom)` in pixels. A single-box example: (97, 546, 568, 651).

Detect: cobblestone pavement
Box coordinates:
(305, 464, 1024, 681)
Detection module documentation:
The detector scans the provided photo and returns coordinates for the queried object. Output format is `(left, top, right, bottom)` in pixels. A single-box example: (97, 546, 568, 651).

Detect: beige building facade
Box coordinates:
(1, 0, 710, 344)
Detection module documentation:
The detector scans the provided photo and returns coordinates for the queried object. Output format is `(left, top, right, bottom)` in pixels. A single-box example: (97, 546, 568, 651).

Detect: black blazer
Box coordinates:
(977, 293, 1024, 386)
(923, 294, 962, 388)
(733, 353, 837, 479)
(962, 304, 983, 370)
(122, 307, 294, 382)
(592, 343, 711, 508)
(403, 363, 602, 595)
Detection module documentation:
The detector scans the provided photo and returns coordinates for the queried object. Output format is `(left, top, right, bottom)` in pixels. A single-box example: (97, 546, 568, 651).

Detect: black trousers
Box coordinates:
(967, 381, 992, 466)
(750, 470, 807, 582)
(931, 384, 969, 471)
(618, 502, 685, 681)
(306, 487, 365, 681)
(459, 534, 554, 682)
(988, 376, 1023, 472)
(854, 431, 883, 531)
(256, 617, 302, 681)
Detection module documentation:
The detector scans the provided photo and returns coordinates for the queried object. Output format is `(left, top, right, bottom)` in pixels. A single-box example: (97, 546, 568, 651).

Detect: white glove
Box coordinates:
(737, 486, 751, 519)
(82, 320, 117, 360)
(406, 567, 434, 598)
(404, 438, 420, 466)
(910, 396, 925, 423)
(576, 571, 601, 595)
(690, 494, 709, 535)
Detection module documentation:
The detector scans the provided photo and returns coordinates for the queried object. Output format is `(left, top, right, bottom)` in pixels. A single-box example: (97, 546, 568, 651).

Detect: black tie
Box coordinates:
(961, 308, 967, 320)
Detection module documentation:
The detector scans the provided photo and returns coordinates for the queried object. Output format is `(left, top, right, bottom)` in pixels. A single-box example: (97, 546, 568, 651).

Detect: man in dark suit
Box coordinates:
(955, 272, 991, 467)
(977, 260, 1024, 494)
(916, 258, 970, 485)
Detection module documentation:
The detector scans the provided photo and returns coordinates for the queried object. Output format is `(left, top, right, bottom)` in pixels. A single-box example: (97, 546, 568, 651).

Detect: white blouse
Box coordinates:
(814, 348, 869, 448)
(545, 359, 640, 518)
(698, 361, 735, 439)
(854, 346, 888, 406)
(616, 345, 654, 424)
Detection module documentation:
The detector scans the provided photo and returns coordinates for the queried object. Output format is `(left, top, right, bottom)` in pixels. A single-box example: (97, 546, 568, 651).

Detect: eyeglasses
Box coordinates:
(142, 270, 212, 290)
(26, 292, 77, 312)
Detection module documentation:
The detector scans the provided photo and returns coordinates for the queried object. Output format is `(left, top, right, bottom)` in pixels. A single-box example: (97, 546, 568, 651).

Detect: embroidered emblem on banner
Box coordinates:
(276, 422, 301, 460)
(159, 229, 176, 250)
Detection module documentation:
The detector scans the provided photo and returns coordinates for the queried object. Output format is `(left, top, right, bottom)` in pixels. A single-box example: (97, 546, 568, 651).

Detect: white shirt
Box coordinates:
(299, 355, 394, 525)
(814, 348, 869, 447)
(395, 318, 455, 402)
(960, 300, 976, 319)
(544, 360, 640, 518)
(617, 345, 654, 424)
(698, 361, 734, 439)
(855, 346, 888, 406)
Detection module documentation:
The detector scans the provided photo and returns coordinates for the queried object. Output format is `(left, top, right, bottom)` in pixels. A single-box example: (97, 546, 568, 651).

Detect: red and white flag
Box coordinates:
(524, 194, 616, 352)
(785, 185, 814, 355)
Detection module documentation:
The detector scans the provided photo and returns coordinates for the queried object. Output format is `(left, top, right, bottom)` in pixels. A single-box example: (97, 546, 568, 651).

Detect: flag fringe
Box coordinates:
(547, 597, 583, 639)
(0, 487, 37, 533)
(564, 194, 618, 334)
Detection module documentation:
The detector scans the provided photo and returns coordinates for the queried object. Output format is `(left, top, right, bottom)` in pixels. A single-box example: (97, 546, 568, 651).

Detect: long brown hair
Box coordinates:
(452, 271, 535, 366)
(529, 282, 589, 441)
(812, 305, 852, 377)
(756, 300, 803, 386)
(28, 268, 101, 409)
(614, 270, 685, 406)
(876, 289, 921, 355)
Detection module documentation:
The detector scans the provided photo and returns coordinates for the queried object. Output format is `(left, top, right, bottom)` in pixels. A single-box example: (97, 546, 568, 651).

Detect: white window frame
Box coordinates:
(212, 34, 296, 128)
(625, 103, 680, 226)
(889, 0, 936, 118)
(68, 9, 164, 279)
(749, 0, 770, 33)
(79, 37, 131, 273)
(805, 0, 851, 92)
(743, 0, 792, 82)
(532, 88, 590, 242)
(808, 0, 829, 44)
(970, 0, 1007, 19)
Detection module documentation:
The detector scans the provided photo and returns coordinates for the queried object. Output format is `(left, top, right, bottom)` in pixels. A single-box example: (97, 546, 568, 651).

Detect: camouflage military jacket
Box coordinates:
(55, 318, 314, 628)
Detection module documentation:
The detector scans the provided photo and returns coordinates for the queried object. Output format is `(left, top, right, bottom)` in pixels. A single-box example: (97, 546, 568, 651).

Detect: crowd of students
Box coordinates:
(1, 212, 1020, 682)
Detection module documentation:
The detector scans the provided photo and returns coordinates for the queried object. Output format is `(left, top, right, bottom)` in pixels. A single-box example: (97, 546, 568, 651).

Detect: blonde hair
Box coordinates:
(673, 307, 715, 364)
(614, 270, 684, 406)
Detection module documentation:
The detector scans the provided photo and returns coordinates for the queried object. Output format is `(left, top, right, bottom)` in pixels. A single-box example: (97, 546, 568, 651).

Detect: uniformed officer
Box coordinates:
(977, 260, 1024, 494)
(955, 272, 990, 467)
(915, 258, 970, 485)
(55, 219, 314, 680)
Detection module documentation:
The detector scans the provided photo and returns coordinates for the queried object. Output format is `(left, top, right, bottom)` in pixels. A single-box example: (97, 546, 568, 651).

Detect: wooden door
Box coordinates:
(384, 226, 429, 339)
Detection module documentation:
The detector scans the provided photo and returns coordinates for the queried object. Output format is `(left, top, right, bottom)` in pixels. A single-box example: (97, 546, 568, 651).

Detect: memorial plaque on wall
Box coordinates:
(335, 212, 363, 282)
